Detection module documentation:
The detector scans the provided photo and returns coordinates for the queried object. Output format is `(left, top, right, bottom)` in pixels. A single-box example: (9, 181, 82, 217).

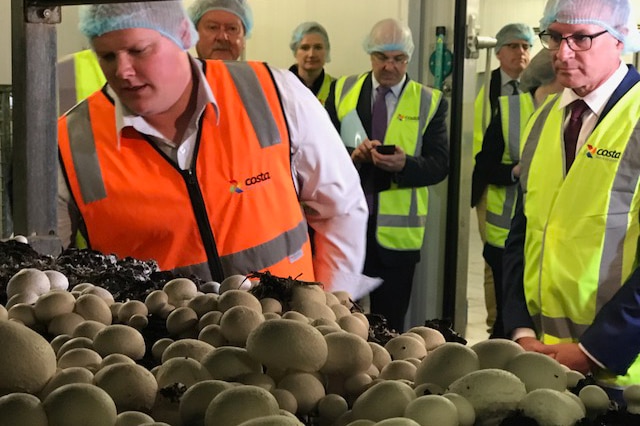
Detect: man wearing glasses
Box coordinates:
(503, 0, 640, 395)
(471, 23, 534, 339)
(188, 0, 252, 60)
(325, 19, 449, 332)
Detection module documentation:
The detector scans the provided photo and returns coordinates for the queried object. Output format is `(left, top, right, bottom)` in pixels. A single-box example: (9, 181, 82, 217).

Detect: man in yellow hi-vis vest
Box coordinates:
(471, 23, 534, 337)
(325, 19, 449, 332)
(504, 0, 640, 397)
(475, 51, 562, 339)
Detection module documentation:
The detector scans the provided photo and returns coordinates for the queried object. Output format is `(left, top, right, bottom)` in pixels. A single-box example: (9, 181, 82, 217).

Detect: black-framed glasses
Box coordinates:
(504, 42, 531, 51)
(371, 52, 409, 66)
(539, 30, 608, 52)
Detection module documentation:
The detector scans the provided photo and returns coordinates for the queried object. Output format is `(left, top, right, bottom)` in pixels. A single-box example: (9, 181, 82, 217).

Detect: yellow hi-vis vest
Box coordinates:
(316, 72, 335, 106)
(333, 73, 442, 250)
(485, 93, 535, 248)
(519, 87, 640, 387)
(473, 84, 490, 163)
(57, 49, 106, 114)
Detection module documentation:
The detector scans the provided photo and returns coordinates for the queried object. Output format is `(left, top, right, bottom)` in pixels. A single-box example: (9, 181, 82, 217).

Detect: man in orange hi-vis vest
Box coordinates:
(57, 1, 380, 299)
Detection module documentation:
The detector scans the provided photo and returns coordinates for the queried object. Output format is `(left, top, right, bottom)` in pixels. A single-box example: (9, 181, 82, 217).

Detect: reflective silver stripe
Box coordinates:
(65, 101, 107, 203)
(486, 184, 518, 229)
(378, 213, 427, 228)
(58, 56, 78, 114)
(519, 98, 557, 193)
(525, 97, 640, 339)
(484, 97, 521, 231)
(506, 95, 521, 162)
(173, 262, 213, 282)
(224, 62, 280, 148)
(220, 219, 309, 276)
(339, 75, 359, 104)
(173, 220, 309, 279)
(378, 188, 426, 228)
(413, 86, 432, 155)
(538, 314, 589, 339)
(597, 119, 640, 311)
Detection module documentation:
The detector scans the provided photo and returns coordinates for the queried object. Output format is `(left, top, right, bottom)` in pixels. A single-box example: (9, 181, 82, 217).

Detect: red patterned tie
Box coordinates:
(371, 86, 391, 141)
(564, 100, 589, 172)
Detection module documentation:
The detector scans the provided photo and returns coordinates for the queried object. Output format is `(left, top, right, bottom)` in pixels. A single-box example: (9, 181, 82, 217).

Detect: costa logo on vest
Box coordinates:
(229, 179, 243, 194)
(397, 114, 419, 121)
(586, 144, 622, 161)
(245, 172, 271, 186)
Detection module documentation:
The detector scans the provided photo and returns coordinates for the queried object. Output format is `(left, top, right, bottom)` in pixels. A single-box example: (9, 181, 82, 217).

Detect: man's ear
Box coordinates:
(179, 18, 193, 49)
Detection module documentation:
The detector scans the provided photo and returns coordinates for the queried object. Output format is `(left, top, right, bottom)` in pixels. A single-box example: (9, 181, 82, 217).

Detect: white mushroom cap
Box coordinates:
(6, 268, 50, 299)
(519, 388, 584, 426)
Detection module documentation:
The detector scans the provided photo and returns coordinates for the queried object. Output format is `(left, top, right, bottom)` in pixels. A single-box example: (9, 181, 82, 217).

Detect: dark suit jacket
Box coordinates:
(325, 72, 449, 266)
(471, 68, 503, 207)
(472, 95, 526, 190)
(503, 65, 640, 375)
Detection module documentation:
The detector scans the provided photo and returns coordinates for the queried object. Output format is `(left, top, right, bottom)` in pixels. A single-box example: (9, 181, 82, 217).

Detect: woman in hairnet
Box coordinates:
(518, 50, 563, 106)
(288, 21, 335, 105)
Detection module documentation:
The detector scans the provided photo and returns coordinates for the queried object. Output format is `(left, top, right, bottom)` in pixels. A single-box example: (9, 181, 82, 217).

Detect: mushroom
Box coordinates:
(519, 388, 584, 426)
(447, 368, 526, 425)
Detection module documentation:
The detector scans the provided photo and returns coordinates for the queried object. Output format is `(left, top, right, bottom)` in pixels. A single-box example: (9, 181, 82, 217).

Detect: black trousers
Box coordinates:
(483, 242, 506, 338)
(365, 258, 417, 333)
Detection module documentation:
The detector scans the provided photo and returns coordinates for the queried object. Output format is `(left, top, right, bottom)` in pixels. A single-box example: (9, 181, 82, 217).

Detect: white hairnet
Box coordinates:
(362, 18, 415, 60)
(494, 23, 535, 53)
(540, 0, 640, 53)
(290, 21, 331, 62)
(188, 0, 254, 38)
(78, 1, 197, 50)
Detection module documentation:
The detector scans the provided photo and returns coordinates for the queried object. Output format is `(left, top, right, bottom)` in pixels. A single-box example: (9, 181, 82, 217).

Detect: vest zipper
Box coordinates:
(182, 168, 225, 282)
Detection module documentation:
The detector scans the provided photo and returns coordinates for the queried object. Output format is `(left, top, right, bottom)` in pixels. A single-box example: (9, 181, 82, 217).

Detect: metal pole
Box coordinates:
(11, 0, 62, 256)
(10, 0, 164, 256)
(482, 48, 493, 131)
(442, 0, 468, 332)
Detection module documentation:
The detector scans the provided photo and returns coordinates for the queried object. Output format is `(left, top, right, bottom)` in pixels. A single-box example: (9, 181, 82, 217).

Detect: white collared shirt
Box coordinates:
(372, 75, 407, 124)
(58, 54, 378, 297)
(512, 60, 628, 370)
(500, 69, 520, 95)
(112, 55, 216, 170)
(558, 60, 627, 152)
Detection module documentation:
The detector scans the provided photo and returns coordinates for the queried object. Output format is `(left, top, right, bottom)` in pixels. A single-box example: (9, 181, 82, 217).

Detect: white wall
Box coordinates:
(0, 0, 409, 84)
(245, 0, 409, 76)
(5, 0, 640, 85)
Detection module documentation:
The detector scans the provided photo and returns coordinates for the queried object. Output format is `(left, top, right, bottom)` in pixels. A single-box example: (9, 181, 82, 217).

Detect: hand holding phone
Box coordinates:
(375, 145, 396, 155)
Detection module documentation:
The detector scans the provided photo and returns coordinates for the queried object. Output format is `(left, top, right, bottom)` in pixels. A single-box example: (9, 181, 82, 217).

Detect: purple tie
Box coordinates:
(564, 100, 589, 172)
(371, 86, 391, 141)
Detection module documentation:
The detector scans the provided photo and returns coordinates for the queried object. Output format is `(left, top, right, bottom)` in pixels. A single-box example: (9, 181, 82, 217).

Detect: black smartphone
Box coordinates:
(375, 145, 396, 155)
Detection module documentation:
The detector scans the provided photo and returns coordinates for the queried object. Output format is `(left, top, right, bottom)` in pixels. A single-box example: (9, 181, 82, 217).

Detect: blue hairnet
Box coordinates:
(363, 18, 415, 60)
(494, 23, 535, 53)
(78, 1, 197, 50)
(188, 0, 254, 38)
(540, 0, 640, 53)
(289, 21, 331, 62)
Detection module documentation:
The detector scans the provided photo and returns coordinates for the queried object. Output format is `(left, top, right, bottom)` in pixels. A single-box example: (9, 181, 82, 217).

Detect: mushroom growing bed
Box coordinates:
(1, 239, 640, 426)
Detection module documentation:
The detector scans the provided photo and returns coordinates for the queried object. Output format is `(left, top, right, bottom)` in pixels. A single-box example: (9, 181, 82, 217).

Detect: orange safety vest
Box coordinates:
(58, 60, 315, 283)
